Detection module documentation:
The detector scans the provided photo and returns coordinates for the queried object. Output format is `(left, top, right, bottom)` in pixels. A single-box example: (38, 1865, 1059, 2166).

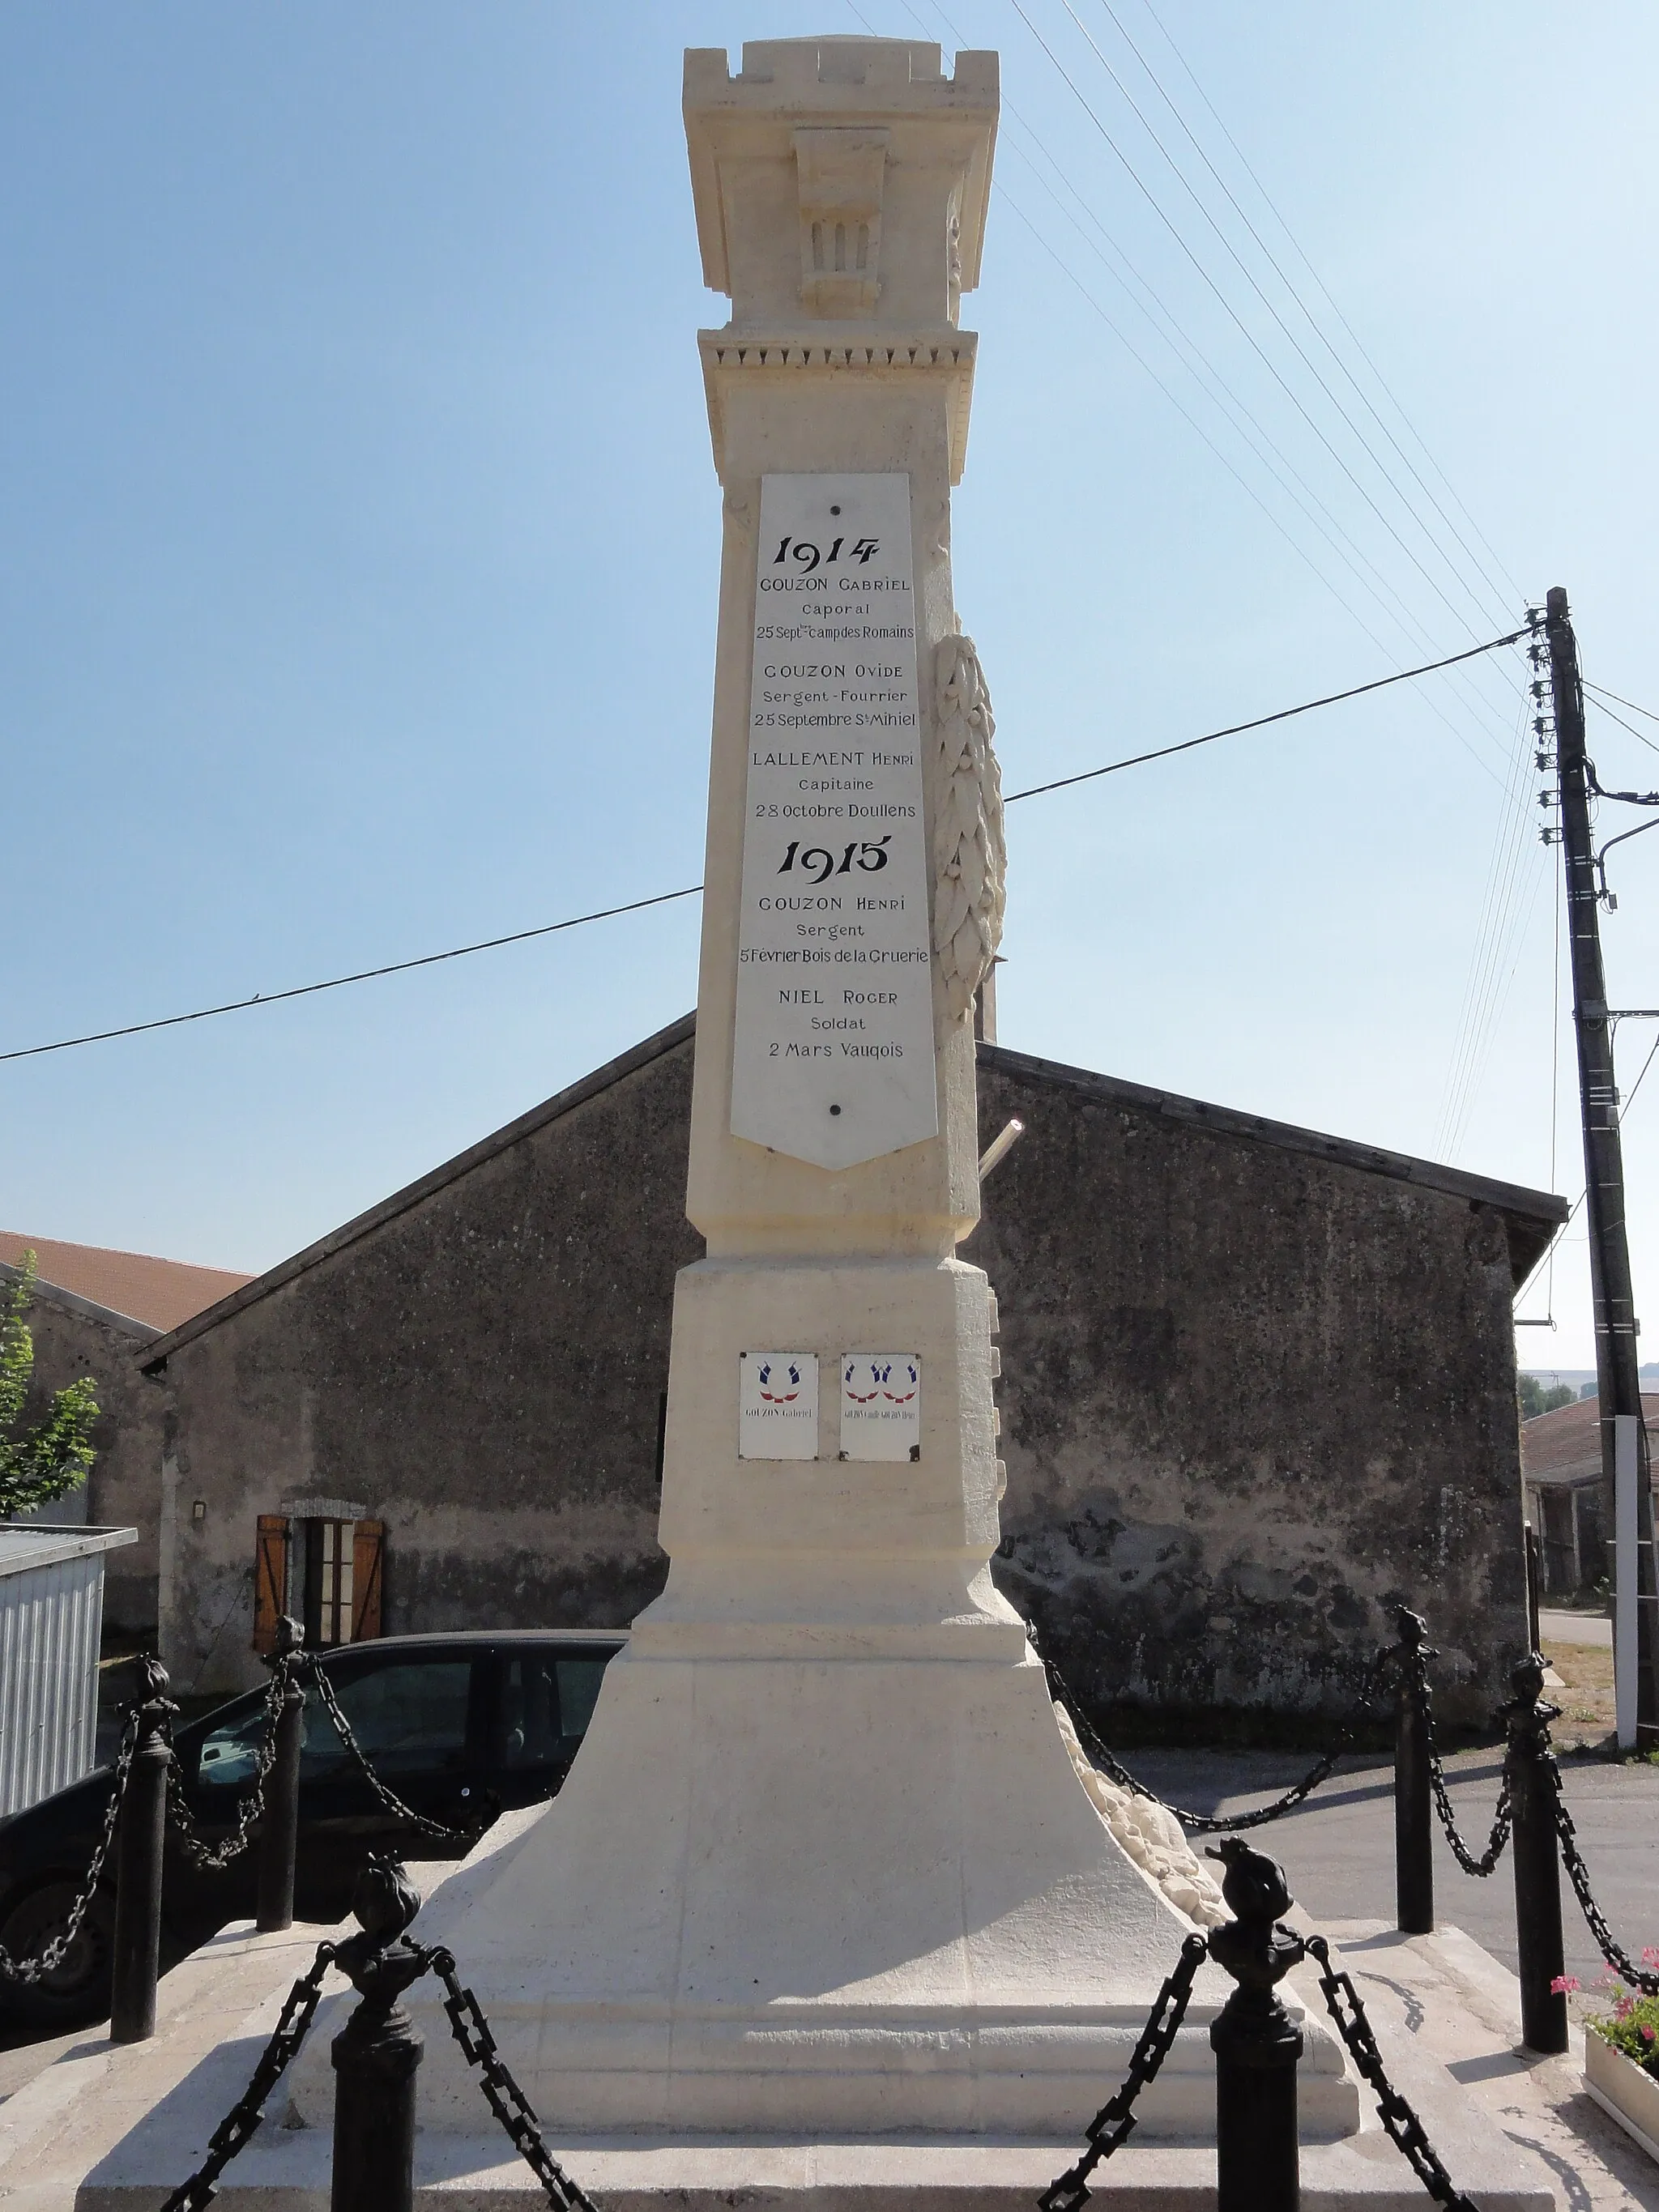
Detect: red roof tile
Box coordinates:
(0, 1233, 253, 1333)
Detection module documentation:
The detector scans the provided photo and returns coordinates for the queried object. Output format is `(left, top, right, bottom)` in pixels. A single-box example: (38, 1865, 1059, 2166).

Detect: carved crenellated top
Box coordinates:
(684, 38, 998, 332)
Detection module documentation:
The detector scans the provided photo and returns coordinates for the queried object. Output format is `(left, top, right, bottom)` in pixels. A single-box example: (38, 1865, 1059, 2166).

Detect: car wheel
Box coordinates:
(0, 1880, 114, 2027)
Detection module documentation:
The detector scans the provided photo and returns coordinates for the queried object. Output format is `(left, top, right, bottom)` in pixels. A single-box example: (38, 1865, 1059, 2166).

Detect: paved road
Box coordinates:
(1126, 1741, 1659, 1984)
(1542, 1608, 1614, 1648)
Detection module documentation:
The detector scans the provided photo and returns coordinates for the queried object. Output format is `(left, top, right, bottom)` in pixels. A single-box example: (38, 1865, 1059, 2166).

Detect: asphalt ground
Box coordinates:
(1126, 1740, 1659, 1986)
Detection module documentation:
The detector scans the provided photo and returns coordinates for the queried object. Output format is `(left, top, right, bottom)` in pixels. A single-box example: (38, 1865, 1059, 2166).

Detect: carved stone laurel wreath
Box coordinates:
(932, 632, 1006, 1025)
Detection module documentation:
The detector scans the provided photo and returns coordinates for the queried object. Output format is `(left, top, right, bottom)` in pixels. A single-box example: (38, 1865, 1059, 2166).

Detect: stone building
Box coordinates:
(1519, 1390, 1658, 1596)
(141, 1016, 1562, 1724)
(1, 1234, 250, 1634)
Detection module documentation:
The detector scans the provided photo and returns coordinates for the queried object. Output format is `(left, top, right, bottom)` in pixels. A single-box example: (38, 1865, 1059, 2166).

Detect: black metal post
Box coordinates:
(1207, 1839, 1303, 2212)
(331, 1856, 429, 2212)
(257, 1619, 308, 1934)
(1503, 1655, 1567, 2055)
(109, 1656, 176, 2044)
(1388, 1609, 1435, 1936)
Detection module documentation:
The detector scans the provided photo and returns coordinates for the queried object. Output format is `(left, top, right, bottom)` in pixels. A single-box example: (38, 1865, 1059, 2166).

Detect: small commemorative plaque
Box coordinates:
(838, 1353, 921, 1462)
(738, 1352, 819, 1460)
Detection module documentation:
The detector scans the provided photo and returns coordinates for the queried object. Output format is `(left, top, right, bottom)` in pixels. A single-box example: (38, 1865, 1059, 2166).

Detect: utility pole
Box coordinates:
(1541, 584, 1659, 1745)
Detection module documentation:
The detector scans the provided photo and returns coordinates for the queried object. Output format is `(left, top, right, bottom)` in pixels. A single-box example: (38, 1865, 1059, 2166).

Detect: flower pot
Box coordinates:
(1585, 2025, 1659, 2163)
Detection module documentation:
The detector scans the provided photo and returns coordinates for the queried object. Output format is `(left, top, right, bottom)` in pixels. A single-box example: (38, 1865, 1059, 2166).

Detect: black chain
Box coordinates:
(1389, 1629, 1512, 1878)
(1548, 1756, 1659, 1994)
(158, 1940, 336, 2212)
(1304, 1934, 1482, 2212)
(426, 1946, 600, 2212)
(310, 1663, 480, 1845)
(1040, 1649, 1353, 1832)
(163, 1658, 292, 1873)
(1038, 1933, 1209, 2212)
(0, 1707, 139, 1984)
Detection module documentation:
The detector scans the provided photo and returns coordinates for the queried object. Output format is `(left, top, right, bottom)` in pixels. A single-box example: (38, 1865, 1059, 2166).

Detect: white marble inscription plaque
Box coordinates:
(839, 1353, 921, 1462)
(738, 1351, 819, 1460)
(731, 473, 938, 1170)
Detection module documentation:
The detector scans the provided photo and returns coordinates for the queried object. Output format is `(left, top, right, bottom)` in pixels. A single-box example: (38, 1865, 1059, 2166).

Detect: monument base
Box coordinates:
(284, 1662, 1358, 2142)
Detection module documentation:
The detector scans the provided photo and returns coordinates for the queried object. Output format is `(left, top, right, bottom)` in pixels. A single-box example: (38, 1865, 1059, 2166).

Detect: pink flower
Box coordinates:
(1642, 1947, 1659, 1967)
(1643, 2026, 1657, 2044)
(1551, 1975, 1581, 1994)
(1614, 1997, 1635, 2022)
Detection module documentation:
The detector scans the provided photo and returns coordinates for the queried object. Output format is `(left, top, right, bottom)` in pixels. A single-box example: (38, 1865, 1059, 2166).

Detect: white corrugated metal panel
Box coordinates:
(0, 1524, 139, 1818)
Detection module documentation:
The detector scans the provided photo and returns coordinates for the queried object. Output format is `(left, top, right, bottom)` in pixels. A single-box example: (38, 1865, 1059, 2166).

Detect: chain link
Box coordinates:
(1548, 1756, 1659, 1995)
(0, 1707, 140, 1984)
(158, 1940, 335, 2212)
(162, 1659, 291, 1873)
(1390, 1630, 1512, 1877)
(1039, 1646, 1357, 1832)
(425, 1946, 600, 2212)
(1304, 1934, 1482, 2212)
(310, 1662, 480, 1844)
(1038, 1933, 1209, 2212)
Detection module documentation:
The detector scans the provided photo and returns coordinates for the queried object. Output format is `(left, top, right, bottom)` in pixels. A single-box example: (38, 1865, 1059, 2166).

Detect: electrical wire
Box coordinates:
(1133, 0, 1523, 607)
(1090, 0, 1517, 619)
(1052, 0, 1509, 637)
(1000, 627, 1525, 802)
(876, 0, 1520, 774)
(1516, 1027, 1659, 1306)
(1004, 0, 1508, 651)
(1585, 681, 1659, 727)
(0, 629, 1525, 1068)
(0, 887, 705, 1065)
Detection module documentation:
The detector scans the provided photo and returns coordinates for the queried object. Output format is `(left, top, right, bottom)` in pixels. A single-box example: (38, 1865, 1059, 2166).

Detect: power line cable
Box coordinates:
(1134, 0, 1525, 607)
(1585, 680, 1659, 728)
(1094, 0, 1519, 619)
(0, 629, 1525, 1067)
(881, 0, 1521, 770)
(0, 888, 705, 1065)
(1054, 0, 1510, 636)
(994, 128, 1515, 753)
(1004, 0, 1506, 650)
(1000, 627, 1525, 802)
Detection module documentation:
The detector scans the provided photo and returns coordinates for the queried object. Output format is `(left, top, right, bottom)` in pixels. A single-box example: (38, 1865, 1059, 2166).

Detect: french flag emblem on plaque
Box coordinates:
(839, 1353, 921, 1462)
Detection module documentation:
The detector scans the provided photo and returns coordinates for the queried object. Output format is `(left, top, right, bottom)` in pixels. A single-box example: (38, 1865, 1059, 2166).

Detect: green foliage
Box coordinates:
(0, 1252, 100, 1519)
(1518, 1374, 1576, 1421)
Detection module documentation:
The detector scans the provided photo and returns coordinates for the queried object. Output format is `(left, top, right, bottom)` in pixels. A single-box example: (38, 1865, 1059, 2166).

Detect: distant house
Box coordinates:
(0, 1234, 251, 1633)
(1520, 1390, 1659, 1596)
(141, 1016, 1563, 1725)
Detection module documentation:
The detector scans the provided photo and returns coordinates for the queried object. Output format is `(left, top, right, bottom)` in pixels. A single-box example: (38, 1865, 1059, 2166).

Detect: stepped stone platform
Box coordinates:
(6, 1818, 1560, 2212)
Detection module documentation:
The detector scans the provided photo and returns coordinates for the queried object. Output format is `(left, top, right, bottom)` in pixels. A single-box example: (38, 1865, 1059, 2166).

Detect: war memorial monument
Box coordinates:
(67, 35, 1555, 2212)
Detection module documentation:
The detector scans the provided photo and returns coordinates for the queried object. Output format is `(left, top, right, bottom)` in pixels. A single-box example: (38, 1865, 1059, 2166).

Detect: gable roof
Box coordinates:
(138, 1013, 1567, 1366)
(983, 1043, 1567, 1286)
(0, 1232, 254, 1335)
(1520, 1391, 1659, 1485)
(139, 1014, 699, 1368)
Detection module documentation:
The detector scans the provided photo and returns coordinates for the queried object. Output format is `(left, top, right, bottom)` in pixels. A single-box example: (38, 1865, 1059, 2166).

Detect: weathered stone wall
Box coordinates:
(966, 1052, 1535, 1728)
(156, 1033, 701, 1696)
(2, 1272, 163, 1633)
(154, 1027, 1550, 1720)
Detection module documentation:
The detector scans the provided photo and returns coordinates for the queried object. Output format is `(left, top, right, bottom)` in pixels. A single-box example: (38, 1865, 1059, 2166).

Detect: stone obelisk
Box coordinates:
(410, 36, 1354, 2142)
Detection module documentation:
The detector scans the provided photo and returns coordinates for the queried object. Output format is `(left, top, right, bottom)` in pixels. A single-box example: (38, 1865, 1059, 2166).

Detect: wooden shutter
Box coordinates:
(252, 1515, 290, 1654)
(352, 1519, 386, 1641)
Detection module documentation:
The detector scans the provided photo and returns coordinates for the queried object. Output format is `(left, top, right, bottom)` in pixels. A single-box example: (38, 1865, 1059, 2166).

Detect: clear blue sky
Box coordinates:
(4, 3, 1656, 1367)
